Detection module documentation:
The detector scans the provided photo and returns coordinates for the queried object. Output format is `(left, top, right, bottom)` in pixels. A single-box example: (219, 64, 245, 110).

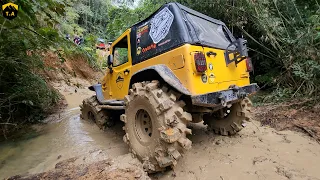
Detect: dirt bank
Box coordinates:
(41, 52, 103, 83)
(8, 154, 149, 180)
(255, 101, 320, 143)
(41, 51, 104, 109)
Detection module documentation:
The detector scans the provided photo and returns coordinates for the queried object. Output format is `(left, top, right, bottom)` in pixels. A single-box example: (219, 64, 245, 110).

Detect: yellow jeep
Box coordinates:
(81, 2, 258, 172)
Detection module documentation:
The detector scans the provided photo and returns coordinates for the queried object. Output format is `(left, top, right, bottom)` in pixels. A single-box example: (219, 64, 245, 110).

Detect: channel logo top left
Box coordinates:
(2, 2, 18, 20)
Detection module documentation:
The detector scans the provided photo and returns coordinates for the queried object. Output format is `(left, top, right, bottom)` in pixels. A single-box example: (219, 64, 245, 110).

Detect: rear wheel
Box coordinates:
(80, 96, 114, 129)
(203, 98, 252, 136)
(121, 81, 192, 172)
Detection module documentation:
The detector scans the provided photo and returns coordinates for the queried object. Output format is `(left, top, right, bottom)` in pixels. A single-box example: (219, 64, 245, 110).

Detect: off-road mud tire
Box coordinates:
(80, 96, 113, 130)
(204, 97, 252, 136)
(121, 81, 192, 173)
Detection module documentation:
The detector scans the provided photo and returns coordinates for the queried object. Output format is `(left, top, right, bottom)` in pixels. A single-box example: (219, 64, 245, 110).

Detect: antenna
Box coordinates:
(232, 0, 235, 34)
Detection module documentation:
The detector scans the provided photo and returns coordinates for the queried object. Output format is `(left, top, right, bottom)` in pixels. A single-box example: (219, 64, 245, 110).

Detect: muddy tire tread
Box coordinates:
(80, 96, 111, 130)
(122, 81, 192, 172)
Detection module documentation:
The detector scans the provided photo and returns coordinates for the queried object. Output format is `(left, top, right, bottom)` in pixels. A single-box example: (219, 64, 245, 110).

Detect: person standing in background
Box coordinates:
(74, 35, 80, 45)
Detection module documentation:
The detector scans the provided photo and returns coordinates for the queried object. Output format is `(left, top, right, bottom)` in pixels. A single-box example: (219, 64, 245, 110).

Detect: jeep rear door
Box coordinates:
(185, 12, 249, 85)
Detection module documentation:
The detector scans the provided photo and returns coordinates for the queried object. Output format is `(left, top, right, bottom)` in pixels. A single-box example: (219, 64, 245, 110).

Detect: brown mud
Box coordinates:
(8, 154, 150, 180)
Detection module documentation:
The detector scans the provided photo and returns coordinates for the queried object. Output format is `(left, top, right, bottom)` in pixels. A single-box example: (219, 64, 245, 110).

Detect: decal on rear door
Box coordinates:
(149, 7, 174, 44)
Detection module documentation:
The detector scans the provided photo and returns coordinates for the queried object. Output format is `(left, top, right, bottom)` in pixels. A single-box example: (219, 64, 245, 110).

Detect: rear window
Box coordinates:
(131, 6, 186, 65)
(185, 12, 234, 49)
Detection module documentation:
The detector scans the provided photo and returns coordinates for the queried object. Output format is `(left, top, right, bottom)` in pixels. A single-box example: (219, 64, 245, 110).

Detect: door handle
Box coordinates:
(207, 51, 217, 57)
(124, 69, 130, 75)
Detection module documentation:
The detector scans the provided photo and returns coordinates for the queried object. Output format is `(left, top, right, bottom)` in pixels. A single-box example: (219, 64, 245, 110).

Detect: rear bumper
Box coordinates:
(191, 83, 259, 107)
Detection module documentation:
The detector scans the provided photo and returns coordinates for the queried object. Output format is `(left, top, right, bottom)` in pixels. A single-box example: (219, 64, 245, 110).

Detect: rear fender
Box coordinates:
(130, 65, 191, 95)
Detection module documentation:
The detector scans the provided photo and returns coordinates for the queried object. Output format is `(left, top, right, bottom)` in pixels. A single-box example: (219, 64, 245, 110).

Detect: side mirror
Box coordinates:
(107, 55, 113, 67)
(107, 55, 114, 73)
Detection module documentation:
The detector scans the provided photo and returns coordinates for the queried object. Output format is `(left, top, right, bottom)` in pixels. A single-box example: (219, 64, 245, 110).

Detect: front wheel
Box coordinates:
(121, 81, 192, 172)
(203, 98, 252, 136)
(80, 96, 114, 129)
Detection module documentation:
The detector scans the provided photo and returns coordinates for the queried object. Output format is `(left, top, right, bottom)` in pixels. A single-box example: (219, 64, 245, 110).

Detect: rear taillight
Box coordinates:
(246, 57, 253, 72)
(194, 52, 207, 72)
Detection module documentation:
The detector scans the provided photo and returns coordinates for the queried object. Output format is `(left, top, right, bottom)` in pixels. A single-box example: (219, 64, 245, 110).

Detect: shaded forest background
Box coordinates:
(0, 0, 319, 137)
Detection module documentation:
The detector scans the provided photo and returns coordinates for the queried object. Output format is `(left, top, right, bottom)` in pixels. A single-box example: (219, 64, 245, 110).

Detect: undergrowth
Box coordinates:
(0, 0, 100, 139)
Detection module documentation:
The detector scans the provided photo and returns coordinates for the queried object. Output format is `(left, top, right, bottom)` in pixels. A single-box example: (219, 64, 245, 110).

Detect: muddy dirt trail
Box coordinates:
(156, 124, 320, 180)
(1, 78, 320, 180)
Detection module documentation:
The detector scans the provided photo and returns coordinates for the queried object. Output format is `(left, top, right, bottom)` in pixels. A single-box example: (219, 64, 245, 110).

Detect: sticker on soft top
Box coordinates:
(149, 7, 174, 44)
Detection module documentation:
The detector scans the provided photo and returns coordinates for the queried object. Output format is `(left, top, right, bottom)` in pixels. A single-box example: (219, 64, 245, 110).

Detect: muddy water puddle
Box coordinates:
(0, 91, 127, 179)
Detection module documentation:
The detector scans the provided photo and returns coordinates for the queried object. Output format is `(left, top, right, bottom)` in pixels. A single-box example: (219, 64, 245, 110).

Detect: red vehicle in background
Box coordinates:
(96, 38, 106, 50)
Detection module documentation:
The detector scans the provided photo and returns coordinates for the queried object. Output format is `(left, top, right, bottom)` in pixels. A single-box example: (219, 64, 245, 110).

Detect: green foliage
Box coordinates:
(0, 0, 67, 137)
(114, 48, 128, 66)
(59, 0, 112, 37)
(0, 0, 106, 138)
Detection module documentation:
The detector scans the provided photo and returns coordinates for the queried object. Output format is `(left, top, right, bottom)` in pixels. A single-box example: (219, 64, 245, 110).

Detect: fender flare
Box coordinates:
(130, 65, 191, 95)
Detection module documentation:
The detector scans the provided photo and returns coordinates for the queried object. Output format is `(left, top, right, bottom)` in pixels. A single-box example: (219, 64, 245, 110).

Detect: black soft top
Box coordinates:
(130, 2, 235, 65)
(131, 2, 226, 28)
